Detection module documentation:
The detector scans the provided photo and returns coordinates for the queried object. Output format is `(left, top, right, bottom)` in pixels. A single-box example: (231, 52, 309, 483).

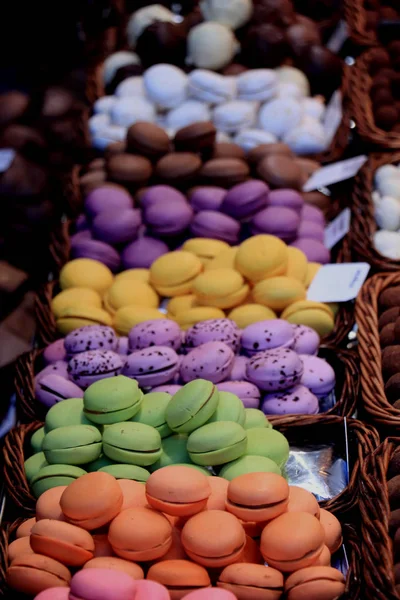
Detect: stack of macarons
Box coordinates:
(35, 319, 336, 415)
(376, 286, 400, 409)
(9, 468, 345, 600)
(372, 163, 400, 260)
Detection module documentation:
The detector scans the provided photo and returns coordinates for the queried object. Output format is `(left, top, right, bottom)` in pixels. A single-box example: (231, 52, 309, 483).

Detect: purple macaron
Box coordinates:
(64, 326, 118, 356)
(70, 230, 92, 245)
(121, 236, 169, 269)
(143, 199, 193, 236)
(241, 320, 295, 357)
(140, 185, 187, 208)
(122, 346, 179, 387)
(70, 239, 121, 272)
(291, 325, 320, 355)
(116, 336, 129, 355)
(67, 350, 123, 389)
(261, 384, 319, 415)
(301, 204, 325, 226)
(180, 341, 235, 384)
(296, 220, 325, 242)
(220, 180, 269, 221)
(266, 189, 304, 213)
(84, 186, 133, 218)
(128, 319, 182, 352)
(190, 211, 240, 244)
(35, 361, 69, 384)
(184, 319, 240, 353)
(229, 355, 248, 381)
(35, 374, 84, 407)
(92, 208, 142, 245)
(43, 340, 67, 365)
(246, 348, 304, 391)
(299, 355, 336, 398)
(251, 206, 300, 242)
(217, 381, 261, 409)
(75, 214, 90, 231)
(189, 187, 227, 212)
(290, 238, 330, 264)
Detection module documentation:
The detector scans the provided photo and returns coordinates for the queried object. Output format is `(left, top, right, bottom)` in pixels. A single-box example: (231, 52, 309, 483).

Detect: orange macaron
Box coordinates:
(8, 537, 33, 563)
(226, 472, 289, 522)
(83, 556, 144, 579)
(16, 518, 36, 539)
(30, 519, 94, 566)
(119, 479, 148, 510)
(286, 486, 320, 519)
(319, 509, 343, 554)
(36, 486, 67, 521)
(6, 553, 71, 596)
(284, 566, 345, 600)
(147, 559, 211, 600)
(218, 563, 284, 600)
(206, 477, 229, 511)
(146, 466, 211, 517)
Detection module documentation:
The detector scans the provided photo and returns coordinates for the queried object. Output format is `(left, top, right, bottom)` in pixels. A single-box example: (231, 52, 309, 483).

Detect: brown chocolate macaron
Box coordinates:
(380, 323, 397, 348)
(174, 122, 216, 154)
(382, 346, 400, 380)
(200, 158, 250, 187)
(107, 154, 153, 188)
(379, 307, 400, 331)
(388, 475, 400, 509)
(380, 287, 400, 310)
(155, 152, 202, 186)
(388, 451, 400, 481)
(257, 155, 304, 190)
(105, 141, 127, 158)
(385, 374, 400, 404)
(247, 143, 293, 166)
(212, 142, 246, 160)
(127, 122, 170, 160)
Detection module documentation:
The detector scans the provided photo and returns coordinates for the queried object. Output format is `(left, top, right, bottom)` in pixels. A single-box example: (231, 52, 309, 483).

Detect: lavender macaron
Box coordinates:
(261, 384, 319, 415)
(180, 341, 235, 384)
(43, 340, 67, 365)
(301, 204, 325, 226)
(122, 346, 179, 387)
(266, 189, 304, 213)
(229, 355, 248, 381)
(290, 238, 330, 264)
(121, 236, 168, 269)
(296, 220, 325, 242)
(190, 211, 240, 244)
(128, 319, 182, 351)
(70, 238, 121, 272)
(184, 318, 240, 352)
(140, 185, 187, 208)
(84, 185, 133, 218)
(189, 187, 227, 212)
(241, 320, 295, 357)
(246, 348, 304, 391)
(116, 336, 129, 355)
(300, 355, 336, 397)
(151, 384, 183, 394)
(64, 326, 118, 356)
(35, 361, 69, 384)
(68, 350, 123, 389)
(220, 180, 269, 221)
(217, 381, 261, 409)
(292, 325, 320, 355)
(144, 199, 193, 236)
(35, 374, 84, 407)
(251, 206, 300, 242)
(92, 208, 142, 245)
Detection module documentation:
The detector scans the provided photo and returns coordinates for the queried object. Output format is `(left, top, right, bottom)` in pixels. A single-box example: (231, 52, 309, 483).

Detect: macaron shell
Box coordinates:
(114, 305, 165, 335)
(60, 259, 114, 295)
(226, 472, 289, 522)
(147, 559, 211, 598)
(207, 477, 229, 511)
(235, 235, 288, 283)
(218, 563, 284, 600)
(16, 517, 36, 538)
(118, 479, 148, 510)
(219, 455, 281, 481)
(52, 287, 102, 319)
(34, 588, 70, 600)
(8, 537, 33, 563)
(6, 553, 71, 596)
(146, 466, 211, 516)
(252, 276, 306, 312)
(284, 566, 345, 600)
(319, 509, 343, 554)
(175, 307, 226, 330)
(134, 579, 171, 600)
(30, 519, 95, 566)
(83, 556, 144, 579)
(182, 590, 237, 600)
(68, 568, 138, 600)
(287, 486, 320, 519)
(36, 486, 67, 521)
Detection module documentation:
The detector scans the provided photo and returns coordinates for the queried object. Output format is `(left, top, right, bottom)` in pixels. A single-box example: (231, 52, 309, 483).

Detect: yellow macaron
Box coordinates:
(193, 268, 249, 309)
(182, 238, 230, 266)
(114, 305, 165, 335)
(305, 262, 322, 287)
(60, 259, 114, 295)
(52, 288, 102, 320)
(205, 246, 238, 271)
(150, 251, 203, 297)
(281, 300, 335, 337)
(235, 235, 288, 283)
(114, 269, 150, 283)
(56, 305, 112, 335)
(103, 279, 159, 314)
(252, 276, 307, 312)
(228, 304, 277, 328)
(286, 247, 308, 284)
(174, 307, 226, 330)
(167, 294, 198, 320)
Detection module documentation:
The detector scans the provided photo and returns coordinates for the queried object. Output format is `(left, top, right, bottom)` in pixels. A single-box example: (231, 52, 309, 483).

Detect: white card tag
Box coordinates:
(324, 208, 351, 249)
(307, 263, 370, 303)
(323, 90, 343, 146)
(0, 148, 16, 173)
(326, 21, 349, 53)
(303, 155, 368, 192)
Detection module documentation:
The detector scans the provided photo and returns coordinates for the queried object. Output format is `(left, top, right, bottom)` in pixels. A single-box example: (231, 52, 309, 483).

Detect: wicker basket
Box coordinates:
(355, 271, 400, 431)
(351, 152, 400, 272)
(343, 0, 379, 48)
(350, 49, 400, 150)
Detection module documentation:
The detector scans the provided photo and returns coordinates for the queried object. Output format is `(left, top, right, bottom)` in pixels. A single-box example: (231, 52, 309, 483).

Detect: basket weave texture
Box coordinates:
(343, 0, 379, 47)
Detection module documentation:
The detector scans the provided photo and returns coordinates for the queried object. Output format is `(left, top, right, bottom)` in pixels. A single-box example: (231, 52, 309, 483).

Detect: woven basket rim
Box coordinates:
(343, 0, 379, 47)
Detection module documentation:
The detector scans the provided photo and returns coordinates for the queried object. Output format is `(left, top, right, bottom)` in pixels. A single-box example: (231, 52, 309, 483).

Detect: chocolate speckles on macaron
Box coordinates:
(180, 341, 235, 384)
(261, 384, 319, 415)
(128, 319, 182, 352)
(67, 350, 123, 389)
(122, 345, 179, 387)
(241, 320, 295, 357)
(291, 324, 320, 355)
(64, 325, 118, 356)
(184, 318, 240, 352)
(246, 348, 303, 391)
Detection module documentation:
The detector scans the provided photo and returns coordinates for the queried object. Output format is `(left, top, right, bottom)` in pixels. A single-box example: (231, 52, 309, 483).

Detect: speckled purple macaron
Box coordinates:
(246, 348, 304, 391)
(70, 239, 121, 272)
(251, 206, 300, 242)
(299, 355, 336, 397)
(220, 180, 269, 221)
(68, 350, 123, 389)
(35, 374, 84, 407)
(144, 199, 193, 236)
(116, 336, 129, 355)
(229, 355, 248, 381)
(92, 208, 141, 245)
(151, 384, 183, 394)
(261, 384, 319, 415)
(189, 187, 227, 212)
(184, 319, 240, 352)
(121, 236, 169, 269)
(290, 238, 330, 264)
(140, 185, 187, 208)
(217, 381, 261, 409)
(296, 220, 325, 242)
(128, 319, 182, 351)
(180, 341, 235, 384)
(35, 361, 69, 384)
(266, 189, 304, 213)
(70, 230, 92, 245)
(292, 325, 320, 355)
(122, 346, 179, 387)
(190, 211, 240, 244)
(241, 320, 295, 357)
(43, 340, 67, 365)
(64, 326, 118, 356)
(84, 186, 133, 218)
(301, 204, 325, 226)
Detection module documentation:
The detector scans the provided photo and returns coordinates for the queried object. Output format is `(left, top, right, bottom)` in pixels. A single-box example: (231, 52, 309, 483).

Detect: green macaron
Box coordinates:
(150, 434, 191, 471)
(31, 427, 46, 453)
(207, 391, 245, 426)
(24, 452, 48, 484)
(165, 379, 219, 433)
(245, 427, 289, 468)
(31, 464, 87, 497)
(83, 375, 143, 425)
(243, 408, 272, 430)
(102, 422, 162, 466)
(99, 464, 150, 482)
(187, 421, 247, 467)
(173, 463, 212, 476)
(219, 455, 281, 481)
(131, 392, 172, 438)
(84, 454, 115, 472)
(42, 425, 102, 465)
(45, 398, 95, 431)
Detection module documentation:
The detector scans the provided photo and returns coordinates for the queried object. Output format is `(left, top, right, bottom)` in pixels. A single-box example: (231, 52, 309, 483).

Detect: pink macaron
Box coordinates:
(68, 568, 137, 600)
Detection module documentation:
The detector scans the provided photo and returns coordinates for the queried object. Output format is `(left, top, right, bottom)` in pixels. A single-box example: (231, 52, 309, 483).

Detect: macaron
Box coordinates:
(31, 427, 46, 453)
(147, 559, 211, 600)
(226, 472, 289, 522)
(129, 319, 182, 351)
(245, 427, 289, 468)
(146, 465, 211, 516)
(131, 391, 172, 438)
(31, 465, 88, 498)
(284, 566, 345, 600)
(103, 422, 162, 466)
(6, 554, 71, 596)
(182, 238, 230, 266)
(184, 318, 240, 352)
(241, 319, 295, 356)
(83, 375, 143, 424)
(8, 537, 33, 563)
(60, 472, 123, 530)
(217, 381, 261, 409)
(122, 346, 180, 387)
(56, 305, 113, 335)
(193, 268, 249, 309)
(30, 519, 95, 566)
(246, 348, 304, 391)
(33, 588, 70, 600)
(219, 455, 281, 480)
(287, 486, 320, 519)
(119, 479, 148, 510)
(208, 391, 246, 426)
(187, 421, 247, 466)
(228, 304, 277, 329)
(286, 247, 308, 283)
(67, 350, 123, 389)
(235, 235, 288, 283)
(36, 486, 67, 521)
(218, 563, 284, 600)
(42, 425, 102, 465)
(114, 305, 165, 335)
(182, 590, 237, 600)
(252, 276, 306, 312)
(281, 300, 335, 337)
(175, 307, 226, 330)
(51, 288, 102, 320)
(300, 355, 335, 397)
(180, 342, 235, 384)
(190, 211, 241, 244)
(25, 453, 48, 484)
(205, 246, 238, 271)
(43, 340, 67, 365)
(59, 259, 113, 295)
(167, 295, 198, 320)
(243, 408, 271, 430)
(99, 464, 150, 483)
(103, 278, 159, 313)
(68, 569, 137, 600)
(292, 324, 320, 355)
(319, 508, 343, 553)
(64, 326, 118, 356)
(16, 518, 37, 538)
(221, 180, 269, 221)
(261, 384, 319, 415)
(83, 556, 144, 579)
(207, 477, 229, 511)
(181, 510, 246, 567)
(166, 380, 219, 433)
(150, 251, 203, 296)
(35, 374, 84, 408)
(108, 506, 172, 561)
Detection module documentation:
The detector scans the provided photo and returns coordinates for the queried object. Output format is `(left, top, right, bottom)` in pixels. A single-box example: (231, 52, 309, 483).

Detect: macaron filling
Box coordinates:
(266, 544, 324, 566)
(188, 540, 246, 562)
(286, 575, 344, 594)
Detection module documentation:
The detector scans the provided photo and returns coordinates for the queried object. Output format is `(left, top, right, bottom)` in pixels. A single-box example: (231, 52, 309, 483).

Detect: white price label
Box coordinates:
(324, 208, 351, 250)
(323, 90, 343, 146)
(307, 263, 370, 303)
(0, 148, 16, 173)
(303, 155, 368, 192)
(327, 21, 349, 53)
